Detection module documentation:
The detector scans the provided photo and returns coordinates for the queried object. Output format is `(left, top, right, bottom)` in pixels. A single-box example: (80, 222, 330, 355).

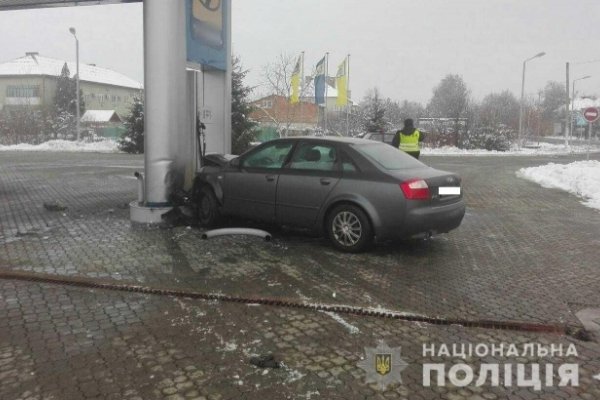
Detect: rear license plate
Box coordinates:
(439, 187, 461, 195)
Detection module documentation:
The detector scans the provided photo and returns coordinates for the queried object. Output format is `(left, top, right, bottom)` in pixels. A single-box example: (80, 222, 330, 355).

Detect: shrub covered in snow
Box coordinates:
(460, 125, 513, 151)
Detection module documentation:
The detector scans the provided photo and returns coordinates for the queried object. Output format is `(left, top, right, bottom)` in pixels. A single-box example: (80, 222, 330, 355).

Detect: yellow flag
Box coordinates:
(290, 56, 301, 104)
(336, 58, 347, 106)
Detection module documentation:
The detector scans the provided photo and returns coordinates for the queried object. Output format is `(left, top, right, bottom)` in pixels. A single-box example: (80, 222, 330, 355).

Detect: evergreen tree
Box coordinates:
(362, 88, 386, 132)
(54, 63, 86, 116)
(118, 96, 144, 154)
(52, 63, 86, 138)
(231, 56, 257, 155)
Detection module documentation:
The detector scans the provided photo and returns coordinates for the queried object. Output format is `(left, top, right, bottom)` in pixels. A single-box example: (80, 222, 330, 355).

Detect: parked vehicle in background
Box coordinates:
(194, 137, 465, 252)
(357, 131, 396, 145)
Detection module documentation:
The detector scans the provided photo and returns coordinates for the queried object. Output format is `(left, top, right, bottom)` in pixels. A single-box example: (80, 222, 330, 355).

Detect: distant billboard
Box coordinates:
(186, 0, 229, 71)
(0, 0, 140, 10)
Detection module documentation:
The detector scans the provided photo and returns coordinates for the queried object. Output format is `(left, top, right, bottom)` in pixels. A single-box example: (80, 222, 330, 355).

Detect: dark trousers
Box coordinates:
(406, 151, 420, 159)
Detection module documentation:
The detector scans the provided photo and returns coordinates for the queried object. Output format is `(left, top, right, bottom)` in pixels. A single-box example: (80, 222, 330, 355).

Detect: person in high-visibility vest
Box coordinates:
(392, 118, 425, 159)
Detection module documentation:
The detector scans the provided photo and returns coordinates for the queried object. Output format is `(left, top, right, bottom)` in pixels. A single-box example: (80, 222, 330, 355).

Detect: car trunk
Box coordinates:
(387, 167, 463, 205)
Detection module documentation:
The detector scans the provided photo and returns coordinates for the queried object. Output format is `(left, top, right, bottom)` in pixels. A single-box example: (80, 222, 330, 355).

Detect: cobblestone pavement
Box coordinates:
(1, 151, 600, 399)
(1, 279, 600, 400)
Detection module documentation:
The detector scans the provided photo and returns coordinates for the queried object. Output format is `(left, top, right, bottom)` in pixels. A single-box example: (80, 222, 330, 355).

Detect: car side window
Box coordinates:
(340, 151, 359, 172)
(242, 142, 293, 169)
(288, 143, 337, 171)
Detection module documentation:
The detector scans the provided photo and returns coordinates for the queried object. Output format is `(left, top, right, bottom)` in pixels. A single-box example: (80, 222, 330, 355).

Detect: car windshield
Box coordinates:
(353, 142, 426, 170)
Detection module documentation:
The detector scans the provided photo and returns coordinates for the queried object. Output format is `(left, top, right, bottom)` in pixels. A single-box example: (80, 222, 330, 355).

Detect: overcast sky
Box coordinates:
(1, 0, 599, 105)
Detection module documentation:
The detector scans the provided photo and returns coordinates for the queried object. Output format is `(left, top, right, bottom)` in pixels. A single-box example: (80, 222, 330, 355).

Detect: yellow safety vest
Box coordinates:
(399, 130, 420, 152)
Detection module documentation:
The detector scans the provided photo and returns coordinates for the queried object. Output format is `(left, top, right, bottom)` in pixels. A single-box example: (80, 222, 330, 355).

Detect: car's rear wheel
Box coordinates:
(326, 204, 373, 253)
(195, 185, 221, 228)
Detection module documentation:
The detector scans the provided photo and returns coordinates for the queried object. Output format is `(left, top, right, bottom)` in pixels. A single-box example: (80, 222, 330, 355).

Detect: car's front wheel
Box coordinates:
(326, 204, 373, 252)
(195, 185, 221, 228)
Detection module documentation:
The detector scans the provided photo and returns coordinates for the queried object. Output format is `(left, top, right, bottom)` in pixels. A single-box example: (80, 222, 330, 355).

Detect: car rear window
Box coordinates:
(353, 143, 426, 170)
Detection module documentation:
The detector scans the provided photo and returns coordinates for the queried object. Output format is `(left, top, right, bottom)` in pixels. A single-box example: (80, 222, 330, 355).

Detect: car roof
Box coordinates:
(268, 136, 376, 145)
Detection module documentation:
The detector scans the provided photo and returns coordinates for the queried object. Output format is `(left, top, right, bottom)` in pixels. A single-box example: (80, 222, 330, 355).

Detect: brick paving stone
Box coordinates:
(1, 151, 600, 399)
(0, 279, 597, 398)
(1, 152, 599, 327)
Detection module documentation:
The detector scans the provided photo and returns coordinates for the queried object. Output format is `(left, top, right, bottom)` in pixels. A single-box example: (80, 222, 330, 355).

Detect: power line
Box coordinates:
(573, 58, 600, 65)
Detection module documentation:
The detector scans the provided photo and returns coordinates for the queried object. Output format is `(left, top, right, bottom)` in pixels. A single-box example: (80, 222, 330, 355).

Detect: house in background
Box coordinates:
(250, 82, 355, 141)
(80, 110, 125, 139)
(250, 94, 318, 140)
(0, 52, 143, 118)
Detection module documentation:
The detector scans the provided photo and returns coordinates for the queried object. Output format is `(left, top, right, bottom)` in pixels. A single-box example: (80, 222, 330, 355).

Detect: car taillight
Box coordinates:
(400, 179, 430, 200)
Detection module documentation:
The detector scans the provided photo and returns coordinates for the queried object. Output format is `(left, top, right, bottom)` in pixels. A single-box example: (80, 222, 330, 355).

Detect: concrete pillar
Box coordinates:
(130, 0, 187, 223)
(143, 0, 187, 206)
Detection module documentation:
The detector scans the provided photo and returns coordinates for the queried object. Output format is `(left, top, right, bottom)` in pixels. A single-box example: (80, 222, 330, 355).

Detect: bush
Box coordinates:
(461, 126, 513, 151)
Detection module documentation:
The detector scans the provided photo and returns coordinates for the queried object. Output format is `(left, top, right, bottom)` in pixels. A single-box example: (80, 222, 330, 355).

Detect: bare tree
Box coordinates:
(260, 53, 314, 136)
(478, 90, 520, 130)
(384, 99, 425, 129)
(428, 74, 471, 147)
(262, 53, 295, 97)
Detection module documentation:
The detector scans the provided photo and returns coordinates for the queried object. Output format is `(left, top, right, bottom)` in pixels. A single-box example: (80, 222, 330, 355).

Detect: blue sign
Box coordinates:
(186, 0, 229, 71)
(574, 112, 587, 127)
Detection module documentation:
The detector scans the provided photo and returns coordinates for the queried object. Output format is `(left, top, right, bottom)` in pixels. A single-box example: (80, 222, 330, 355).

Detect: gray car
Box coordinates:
(357, 131, 396, 145)
(193, 137, 465, 252)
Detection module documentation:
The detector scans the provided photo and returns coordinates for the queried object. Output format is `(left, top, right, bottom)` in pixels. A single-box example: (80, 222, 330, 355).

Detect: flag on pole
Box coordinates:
(336, 58, 348, 106)
(314, 56, 326, 106)
(290, 55, 302, 104)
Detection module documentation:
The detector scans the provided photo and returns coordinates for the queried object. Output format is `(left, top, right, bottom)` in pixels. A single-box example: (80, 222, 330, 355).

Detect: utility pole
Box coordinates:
(69, 27, 80, 141)
(565, 62, 570, 147)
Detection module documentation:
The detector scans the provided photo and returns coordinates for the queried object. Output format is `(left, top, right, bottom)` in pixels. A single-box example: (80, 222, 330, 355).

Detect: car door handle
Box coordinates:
(320, 178, 331, 185)
(265, 175, 275, 182)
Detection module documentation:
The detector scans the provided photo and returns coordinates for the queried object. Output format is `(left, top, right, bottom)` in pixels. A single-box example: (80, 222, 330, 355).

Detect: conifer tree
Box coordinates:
(118, 96, 144, 154)
(231, 56, 257, 155)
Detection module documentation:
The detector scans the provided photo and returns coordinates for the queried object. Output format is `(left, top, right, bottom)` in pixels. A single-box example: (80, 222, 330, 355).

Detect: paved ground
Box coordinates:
(1, 150, 600, 399)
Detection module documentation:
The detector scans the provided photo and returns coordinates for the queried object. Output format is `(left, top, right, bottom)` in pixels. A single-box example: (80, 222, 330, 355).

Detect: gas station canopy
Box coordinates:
(0, 0, 140, 10)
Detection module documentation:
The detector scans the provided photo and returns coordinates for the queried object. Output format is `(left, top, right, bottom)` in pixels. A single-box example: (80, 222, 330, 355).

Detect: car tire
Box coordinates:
(326, 204, 373, 253)
(195, 185, 221, 228)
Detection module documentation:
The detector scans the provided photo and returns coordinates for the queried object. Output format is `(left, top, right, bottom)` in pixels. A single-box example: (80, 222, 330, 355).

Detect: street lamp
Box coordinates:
(518, 52, 545, 147)
(570, 75, 591, 139)
(69, 27, 80, 142)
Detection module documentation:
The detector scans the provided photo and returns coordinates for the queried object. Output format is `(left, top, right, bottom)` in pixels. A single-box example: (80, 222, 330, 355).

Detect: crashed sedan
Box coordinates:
(193, 137, 465, 252)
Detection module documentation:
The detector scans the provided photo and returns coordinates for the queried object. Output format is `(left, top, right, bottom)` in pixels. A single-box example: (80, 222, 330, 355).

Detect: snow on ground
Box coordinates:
(0, 139, 120, 153)
(320, 311, 360, 334)
(422, 142, 600, 156)
(1, 139, 598, 157)
(517, 160, 600, 211)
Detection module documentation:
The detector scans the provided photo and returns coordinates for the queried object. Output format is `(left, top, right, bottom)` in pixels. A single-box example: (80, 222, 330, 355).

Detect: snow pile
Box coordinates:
(0, 139, 120, 153)
(423, 142, 600, 156)
(517, 161, 600, 211)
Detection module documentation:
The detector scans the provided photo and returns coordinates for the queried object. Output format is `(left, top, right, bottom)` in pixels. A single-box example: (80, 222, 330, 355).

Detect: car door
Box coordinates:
(276, 141, 341, 228)
(222, 140, 294, 223)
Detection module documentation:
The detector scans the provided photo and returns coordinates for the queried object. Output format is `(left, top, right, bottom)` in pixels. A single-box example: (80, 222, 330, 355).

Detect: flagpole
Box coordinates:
(346, 54, 350, 137)
(300, 51, 304, 132)
(324, 52, 329, 133)
(315, 55, 319, 132)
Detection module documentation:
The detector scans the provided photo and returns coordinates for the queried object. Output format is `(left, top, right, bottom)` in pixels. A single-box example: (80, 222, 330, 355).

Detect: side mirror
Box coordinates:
(230, 157, 241, 168)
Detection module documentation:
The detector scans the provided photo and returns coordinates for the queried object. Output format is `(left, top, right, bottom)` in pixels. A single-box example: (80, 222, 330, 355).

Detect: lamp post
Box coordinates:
(518, 52, 545, 147)
(570, 75, 591, 140)
(69, 27, 80, 142)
